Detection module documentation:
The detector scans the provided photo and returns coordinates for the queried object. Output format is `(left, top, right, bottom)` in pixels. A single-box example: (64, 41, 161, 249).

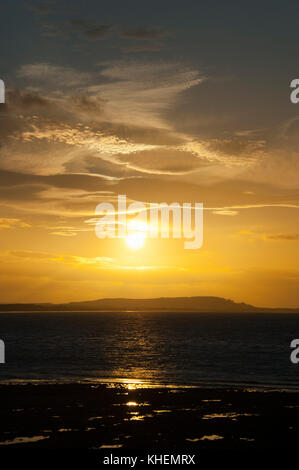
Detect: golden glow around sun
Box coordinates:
(125, 220, 148, 250)
(126, 232, 146, 249)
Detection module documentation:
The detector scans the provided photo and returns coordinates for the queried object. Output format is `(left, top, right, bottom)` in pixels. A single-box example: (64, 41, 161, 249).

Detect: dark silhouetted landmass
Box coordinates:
(0, 296, 298, 312)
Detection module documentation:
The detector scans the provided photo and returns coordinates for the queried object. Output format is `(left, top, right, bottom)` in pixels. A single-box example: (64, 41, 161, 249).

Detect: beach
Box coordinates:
(1, 311, 298, 451)
(0, 382, 298, 449)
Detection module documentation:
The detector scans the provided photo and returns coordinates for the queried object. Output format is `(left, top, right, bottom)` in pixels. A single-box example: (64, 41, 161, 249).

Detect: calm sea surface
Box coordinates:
(0, 312, 299, 389)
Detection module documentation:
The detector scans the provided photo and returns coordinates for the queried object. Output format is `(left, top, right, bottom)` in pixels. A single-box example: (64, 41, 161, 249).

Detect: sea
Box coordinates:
(0, 311, 299, 389)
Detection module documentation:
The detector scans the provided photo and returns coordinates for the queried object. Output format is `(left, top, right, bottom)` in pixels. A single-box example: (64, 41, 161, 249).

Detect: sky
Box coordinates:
(0, 0, 299, 307)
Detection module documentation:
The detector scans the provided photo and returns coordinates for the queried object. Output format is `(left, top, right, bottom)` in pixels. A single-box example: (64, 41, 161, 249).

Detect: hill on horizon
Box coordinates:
(0, 296, 298, 313)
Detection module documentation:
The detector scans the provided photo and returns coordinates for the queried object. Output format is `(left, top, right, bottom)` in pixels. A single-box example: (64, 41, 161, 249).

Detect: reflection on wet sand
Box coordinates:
(0, 435, 49, 445)
(202, 412, 259, 421)
(187, 435, 224, 442)
(200, 435, 224, 441)
(0, 383, 298, 448)
(100, 444, 123, 449)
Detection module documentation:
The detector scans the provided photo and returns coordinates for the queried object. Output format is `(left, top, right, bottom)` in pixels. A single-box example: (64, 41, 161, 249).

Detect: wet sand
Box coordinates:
(0, 383, 299, 449)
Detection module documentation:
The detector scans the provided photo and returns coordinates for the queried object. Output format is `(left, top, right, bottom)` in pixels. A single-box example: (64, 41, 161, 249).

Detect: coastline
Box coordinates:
(1, 377, 299, 392)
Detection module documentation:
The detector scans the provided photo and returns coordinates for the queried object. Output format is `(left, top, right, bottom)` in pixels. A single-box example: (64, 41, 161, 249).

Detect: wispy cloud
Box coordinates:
(236, 231, 299, 242)
(24, 1, 54, 16)
(0, 218, 31, 229)
(212, 210, 239, 216)
(69, 20, 114, 40)
(90, 61, 204, 128)
(18, 63, 93, 88)
(119, 26, 168, 41)
(121, 43, 163, 53)
(25, 2, 171, 52)
(265, 233, 299, 241)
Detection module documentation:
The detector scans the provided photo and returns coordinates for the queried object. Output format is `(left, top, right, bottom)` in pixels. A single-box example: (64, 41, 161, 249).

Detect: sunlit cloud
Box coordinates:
(0, 218, 31, 229)
(212, 210, 239, 216)
(87, 61, 204, 129)
(18, 63, 93, 88)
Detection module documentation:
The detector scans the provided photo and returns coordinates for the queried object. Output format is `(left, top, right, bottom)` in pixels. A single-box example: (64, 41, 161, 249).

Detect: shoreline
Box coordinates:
(1, 377, 299, 392)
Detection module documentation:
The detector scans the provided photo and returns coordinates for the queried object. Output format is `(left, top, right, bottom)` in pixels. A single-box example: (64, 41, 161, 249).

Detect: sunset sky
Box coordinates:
(0, 0, 299, 307)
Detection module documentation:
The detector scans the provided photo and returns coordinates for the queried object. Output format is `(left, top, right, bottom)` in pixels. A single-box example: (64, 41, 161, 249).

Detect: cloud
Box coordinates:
(69, 20, 114, 40)
(25, 2, 53, 15)
(0, 169, 114, 219)
(1, 164, 299, 225)
(265, 233, 299, 241)
(4, 61, 299, 215)
(13, 124, 154, 157)
(0, 218, 30, 229)
(119, 26, 168, 41)
(27, 2, 170, 51)
(0, 88, 160, 176)
(121, 43, 163, 53)
(18, 63, 92, 88)
(90, 61, 204, 128)
(0, 61, 205, 178)
(6, 250, 180, 273)
(206, 138, 266, 158)
(115, 148, 208, 175)
(50, 231, 77, 237)
(15, 60, 203, 132)
(27, 3, 169, 51)
(9, 88, 49, 108)
(182, 138, 265, 167)
(212, 210, 239, 216)
(64, 154, 141, 178)
(235, 231, 299, 243)
(64, 147, 207, 179)
(8, 250, 116, 267)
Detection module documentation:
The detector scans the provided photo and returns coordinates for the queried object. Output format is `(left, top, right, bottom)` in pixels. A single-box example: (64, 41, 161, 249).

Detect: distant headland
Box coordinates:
(0, 296, 298, 313)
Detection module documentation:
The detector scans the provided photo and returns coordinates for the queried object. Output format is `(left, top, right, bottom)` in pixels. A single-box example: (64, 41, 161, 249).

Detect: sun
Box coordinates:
(125, 220, 147, 250)
(126, 232, 146, 250)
